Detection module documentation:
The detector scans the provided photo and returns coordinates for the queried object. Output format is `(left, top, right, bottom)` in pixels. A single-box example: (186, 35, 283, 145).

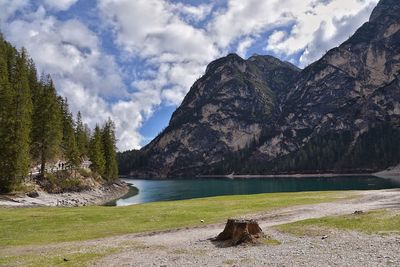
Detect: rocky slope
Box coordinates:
(140, 54, 299, 177)
(125, 0, 400, 177)
(250, 0, 400, 173)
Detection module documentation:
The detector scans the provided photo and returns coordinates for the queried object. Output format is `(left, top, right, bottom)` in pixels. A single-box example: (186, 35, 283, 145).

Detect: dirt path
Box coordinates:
(97, 189, 400, 267)
(2, 189, 400, 266)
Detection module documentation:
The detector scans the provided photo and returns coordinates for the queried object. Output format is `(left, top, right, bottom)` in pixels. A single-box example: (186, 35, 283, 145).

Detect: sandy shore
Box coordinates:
(0, 181, 129, 207)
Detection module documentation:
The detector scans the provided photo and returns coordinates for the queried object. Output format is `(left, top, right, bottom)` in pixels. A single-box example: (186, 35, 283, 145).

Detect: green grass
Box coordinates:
(276, 210, 400, 236)
(0, 191, 353, 247)
(0, 247, 119, 267)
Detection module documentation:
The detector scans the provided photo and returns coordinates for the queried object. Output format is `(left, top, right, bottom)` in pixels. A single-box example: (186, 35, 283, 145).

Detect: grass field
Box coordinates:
(276, 210, 400, 236)
(0, 247, 119, 267)
(0, 191, 353, 247)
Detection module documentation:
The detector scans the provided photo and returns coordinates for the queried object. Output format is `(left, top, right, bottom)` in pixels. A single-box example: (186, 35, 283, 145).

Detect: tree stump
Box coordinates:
(214, 219, 264, 246)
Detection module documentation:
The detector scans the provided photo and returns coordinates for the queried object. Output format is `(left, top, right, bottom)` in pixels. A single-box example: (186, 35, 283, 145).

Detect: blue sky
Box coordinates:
(0, 0, 378, 151)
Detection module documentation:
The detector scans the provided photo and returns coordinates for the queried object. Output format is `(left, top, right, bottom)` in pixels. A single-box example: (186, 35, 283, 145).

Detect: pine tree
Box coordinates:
(0, 48, 33, 191)
(89, 125, 105, 176)
(101, 119, 118, 181)
(0, 34, 122, 193)
(59, 98, 80, 168)
(75, 111, 89, 158)
(0, 37, 15, 191)
(31, 74, 62, 176)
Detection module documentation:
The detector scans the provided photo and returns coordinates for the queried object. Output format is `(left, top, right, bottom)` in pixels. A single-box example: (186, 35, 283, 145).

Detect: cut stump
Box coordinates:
(214, 219, 264, 246)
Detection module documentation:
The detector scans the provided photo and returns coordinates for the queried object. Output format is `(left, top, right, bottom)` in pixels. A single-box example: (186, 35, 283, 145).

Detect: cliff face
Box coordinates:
(141, 54, 300, 177)
(256, 0, 400, 164)
(126, 0, 400, 177)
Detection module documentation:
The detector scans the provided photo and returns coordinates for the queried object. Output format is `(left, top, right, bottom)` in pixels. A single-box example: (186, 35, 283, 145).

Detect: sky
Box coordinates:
(0, 0, 379, 151)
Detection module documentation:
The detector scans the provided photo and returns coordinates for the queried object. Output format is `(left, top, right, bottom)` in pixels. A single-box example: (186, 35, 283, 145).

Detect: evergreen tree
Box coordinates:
(0, 37, 15, 191)
(31, 74, 62, 176)
(101, 119, 118, 181)
(89, 125, 105, 176)
(0, 34, 121, 193)
(59, 98, 80, 168)
(75, 111, 89, 158)
(0, 48, 33, 191)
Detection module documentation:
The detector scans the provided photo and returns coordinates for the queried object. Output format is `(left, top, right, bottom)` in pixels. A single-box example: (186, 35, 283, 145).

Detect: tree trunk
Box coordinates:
(214, 219, 263, 246)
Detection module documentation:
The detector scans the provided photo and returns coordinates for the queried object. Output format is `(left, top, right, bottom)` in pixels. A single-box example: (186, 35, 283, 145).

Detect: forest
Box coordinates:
(0, 34, 118, 193)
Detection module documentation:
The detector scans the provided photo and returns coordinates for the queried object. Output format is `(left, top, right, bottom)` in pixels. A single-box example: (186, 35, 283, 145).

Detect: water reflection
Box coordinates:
(115, 176, 400, 206)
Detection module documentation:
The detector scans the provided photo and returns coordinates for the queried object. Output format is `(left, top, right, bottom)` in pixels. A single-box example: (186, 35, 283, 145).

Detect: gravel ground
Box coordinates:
(94, 189, 400, 267)
(97, 228, 400, 267)
(1, 189, 399, 266)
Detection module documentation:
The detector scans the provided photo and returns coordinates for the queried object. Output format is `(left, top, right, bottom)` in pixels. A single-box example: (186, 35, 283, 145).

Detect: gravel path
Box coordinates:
(2, 189, 399, 266)
(95, 189, 400, 267)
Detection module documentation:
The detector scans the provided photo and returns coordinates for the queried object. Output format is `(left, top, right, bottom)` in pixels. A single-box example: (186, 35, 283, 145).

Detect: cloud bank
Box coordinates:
(0, 0, 378, 151)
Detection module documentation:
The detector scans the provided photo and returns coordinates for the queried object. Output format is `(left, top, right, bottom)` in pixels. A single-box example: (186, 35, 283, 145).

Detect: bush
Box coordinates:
(78, 168, 92, 178)
(40, 172, 90, 193)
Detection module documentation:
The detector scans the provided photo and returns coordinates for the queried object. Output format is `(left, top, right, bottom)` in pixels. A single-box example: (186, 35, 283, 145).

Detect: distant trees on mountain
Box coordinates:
(117, 149, 147, 176)
(212, 123, 400, 175)
(0, 34, 118, 193)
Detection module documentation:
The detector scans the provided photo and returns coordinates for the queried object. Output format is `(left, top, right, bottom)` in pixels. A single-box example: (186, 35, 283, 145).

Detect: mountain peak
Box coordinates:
(123, 0, 400, 177)
(205, 53, 244, 74)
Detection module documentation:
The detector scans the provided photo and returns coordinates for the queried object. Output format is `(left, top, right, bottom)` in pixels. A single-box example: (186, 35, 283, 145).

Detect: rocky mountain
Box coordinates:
(121, 0, 400, 177)
(139, 54, 300, 177)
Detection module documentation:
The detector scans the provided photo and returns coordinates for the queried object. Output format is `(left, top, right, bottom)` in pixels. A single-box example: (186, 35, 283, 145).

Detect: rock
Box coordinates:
(27, 191, 39, 198)
(322, 235, 328, 240)
(354, 210, 364, 215)
(200, 219, 204, 223)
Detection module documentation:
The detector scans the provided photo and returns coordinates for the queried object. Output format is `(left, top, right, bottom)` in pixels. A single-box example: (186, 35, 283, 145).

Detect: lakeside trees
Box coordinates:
(31, 75, 63, 175)
(0, 35, 118, 193)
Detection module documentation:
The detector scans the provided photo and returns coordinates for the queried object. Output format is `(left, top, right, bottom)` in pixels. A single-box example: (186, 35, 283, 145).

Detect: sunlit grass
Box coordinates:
(0, 191, 354, 247)
(0, 247, 119, 267)
(276, 210, 400, 236)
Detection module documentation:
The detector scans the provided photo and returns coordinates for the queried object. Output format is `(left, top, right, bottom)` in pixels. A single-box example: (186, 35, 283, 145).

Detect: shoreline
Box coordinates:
(0, 180, 129, 208)
(197, 173, 378, 179)
(122, 172, 399, 180)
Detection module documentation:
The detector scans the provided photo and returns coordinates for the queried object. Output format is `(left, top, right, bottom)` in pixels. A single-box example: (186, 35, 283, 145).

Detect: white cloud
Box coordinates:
(0, 0, 29, 23)
(2, 6, 141, 150)
(267, 31, 287, 48)
(1, 0, 380, 151)
(236, 37, 255, 58)
(170, 2, 213, 23)
(208, 0, 293, 49)
(265, 0, 379, 66)
(98, 0, 219, 107)
(299, 2, 378, 65)
(96, 0, 378, 150)
(43, 0, 78, 11)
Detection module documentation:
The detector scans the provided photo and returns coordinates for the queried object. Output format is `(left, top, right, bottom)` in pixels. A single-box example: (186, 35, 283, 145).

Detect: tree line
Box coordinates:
(0, 34, 118, 193)
(211, 123, 400, 175)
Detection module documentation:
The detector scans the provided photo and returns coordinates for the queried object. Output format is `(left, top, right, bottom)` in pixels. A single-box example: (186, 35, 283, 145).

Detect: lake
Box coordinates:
(114, 176, 400, 206)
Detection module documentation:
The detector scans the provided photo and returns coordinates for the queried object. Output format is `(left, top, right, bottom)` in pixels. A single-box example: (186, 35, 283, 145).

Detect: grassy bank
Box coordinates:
(0, 191, 354, 247)
(276, 210, 400, 236)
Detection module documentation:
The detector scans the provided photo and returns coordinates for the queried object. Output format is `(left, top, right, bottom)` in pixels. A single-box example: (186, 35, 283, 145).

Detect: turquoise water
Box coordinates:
(114, 176, 400, 206)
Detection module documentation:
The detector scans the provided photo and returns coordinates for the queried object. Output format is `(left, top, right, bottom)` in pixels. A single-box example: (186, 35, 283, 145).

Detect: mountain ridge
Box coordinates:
(118, 0, 400, 177)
